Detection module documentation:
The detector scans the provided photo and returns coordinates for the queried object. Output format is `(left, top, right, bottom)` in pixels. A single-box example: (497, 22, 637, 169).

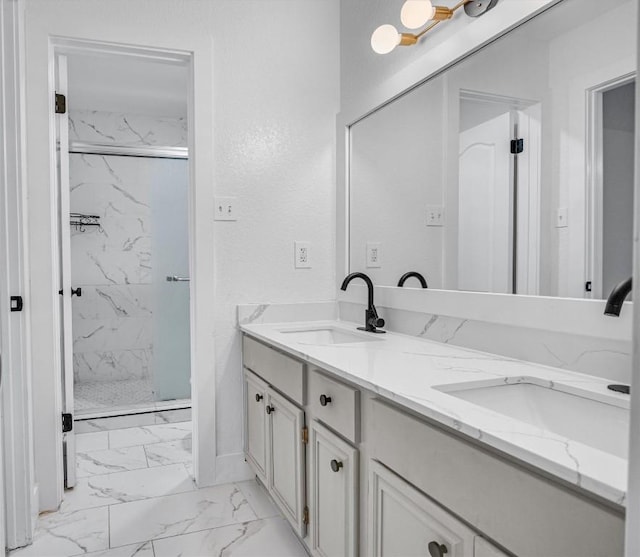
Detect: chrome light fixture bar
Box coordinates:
(371, 0, 499, 55)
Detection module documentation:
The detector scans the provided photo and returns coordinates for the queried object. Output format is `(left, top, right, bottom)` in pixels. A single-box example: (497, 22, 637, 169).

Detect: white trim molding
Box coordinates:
(0, 0, 36, 548)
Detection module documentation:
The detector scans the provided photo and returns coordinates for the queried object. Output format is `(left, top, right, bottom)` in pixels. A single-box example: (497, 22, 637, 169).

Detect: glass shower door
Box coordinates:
(150, 158, 191, 401)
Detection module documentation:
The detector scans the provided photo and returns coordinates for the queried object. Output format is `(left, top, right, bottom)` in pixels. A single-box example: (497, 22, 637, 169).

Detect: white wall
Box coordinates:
(23, 0, 339, 510)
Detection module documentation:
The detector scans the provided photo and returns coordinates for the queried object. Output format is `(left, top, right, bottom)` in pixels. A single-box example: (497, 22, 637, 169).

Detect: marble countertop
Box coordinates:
(240, 319, 629, 506)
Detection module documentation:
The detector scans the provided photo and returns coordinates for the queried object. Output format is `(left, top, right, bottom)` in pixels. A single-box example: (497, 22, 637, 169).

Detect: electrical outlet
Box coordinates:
(295, 241, 311, 269)
(214, 197, 237, 221)
(426, 205, 445, 227)
(555, 207, 568, 228)
(366, 242, 382, 268)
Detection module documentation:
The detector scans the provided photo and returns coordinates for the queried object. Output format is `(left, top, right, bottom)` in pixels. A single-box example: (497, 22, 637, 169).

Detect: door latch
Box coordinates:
(10, 296, 23, 312)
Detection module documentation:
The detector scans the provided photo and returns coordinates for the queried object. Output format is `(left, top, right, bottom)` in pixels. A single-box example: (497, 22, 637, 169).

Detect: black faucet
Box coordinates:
(604, 277, 632, 317)
(397, 271, 428, 288)
(340, 272, 386, 333)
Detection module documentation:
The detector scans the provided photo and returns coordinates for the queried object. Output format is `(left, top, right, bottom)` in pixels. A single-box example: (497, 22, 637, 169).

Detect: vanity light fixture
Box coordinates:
(371, 0, 499, 55)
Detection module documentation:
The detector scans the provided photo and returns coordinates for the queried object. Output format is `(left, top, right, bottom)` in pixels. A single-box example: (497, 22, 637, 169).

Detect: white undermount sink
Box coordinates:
(435, 378, 630, 459)
(279, 327, 382, 345)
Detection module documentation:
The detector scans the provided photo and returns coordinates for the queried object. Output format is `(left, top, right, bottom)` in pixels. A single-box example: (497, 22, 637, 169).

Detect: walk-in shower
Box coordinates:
(69, 132, 191, 417)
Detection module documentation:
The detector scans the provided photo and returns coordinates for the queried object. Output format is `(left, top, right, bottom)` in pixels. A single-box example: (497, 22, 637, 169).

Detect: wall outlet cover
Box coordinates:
(366, 242, 382, 268)
(214, 196, 237, 221)
(294, 241, 311, 269)
(426, 205, 445, 227)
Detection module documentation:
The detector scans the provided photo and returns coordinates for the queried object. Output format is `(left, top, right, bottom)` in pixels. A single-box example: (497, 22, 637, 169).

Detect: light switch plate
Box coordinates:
(214, 197, 237, 221)
(294, 241, 311, 269)
(426, 205, 445, 227)
(366, 242, 382, 268)
(555, 207, 568, 228)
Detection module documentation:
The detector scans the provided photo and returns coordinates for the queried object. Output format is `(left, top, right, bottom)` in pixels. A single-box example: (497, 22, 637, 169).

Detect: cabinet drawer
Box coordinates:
(308, 368, 359, 443)
(367, 398, 624, 557)
(243, 335, 305, 405)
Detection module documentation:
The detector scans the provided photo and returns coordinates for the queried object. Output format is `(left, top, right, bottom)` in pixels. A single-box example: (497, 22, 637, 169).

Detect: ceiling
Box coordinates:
(67, 52, 188, 118)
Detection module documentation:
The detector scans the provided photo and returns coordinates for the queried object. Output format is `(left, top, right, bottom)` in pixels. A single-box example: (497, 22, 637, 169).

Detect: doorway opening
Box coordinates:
(586, 75, 636, 299)
(54, 44, 193, 488)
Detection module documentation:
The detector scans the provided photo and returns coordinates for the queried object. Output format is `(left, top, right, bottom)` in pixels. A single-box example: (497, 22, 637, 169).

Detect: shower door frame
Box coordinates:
(48, 37, 215, 501)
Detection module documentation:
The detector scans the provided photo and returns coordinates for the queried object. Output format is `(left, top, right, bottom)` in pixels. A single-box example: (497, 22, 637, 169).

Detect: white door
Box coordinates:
(244, 370, 268, 482)
(54, 54, 76, 488)
(309, 421, 358, 557)
(368, 460, 474, 557)
(266, 388, 306, 537)
(458, 112, 513, 293)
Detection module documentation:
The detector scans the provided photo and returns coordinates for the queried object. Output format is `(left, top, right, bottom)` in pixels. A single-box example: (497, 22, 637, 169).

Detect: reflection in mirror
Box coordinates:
(349, 0, 636, 299)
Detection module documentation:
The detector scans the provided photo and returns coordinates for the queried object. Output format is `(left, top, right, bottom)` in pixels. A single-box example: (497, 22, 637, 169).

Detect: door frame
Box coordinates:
(47, 37, 213, 500)
(0, 0, 37, 548)
(585, 72, 636, 300)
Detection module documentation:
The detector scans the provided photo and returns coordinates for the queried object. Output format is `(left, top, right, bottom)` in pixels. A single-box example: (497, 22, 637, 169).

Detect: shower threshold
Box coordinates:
(75, 398, 191, 421)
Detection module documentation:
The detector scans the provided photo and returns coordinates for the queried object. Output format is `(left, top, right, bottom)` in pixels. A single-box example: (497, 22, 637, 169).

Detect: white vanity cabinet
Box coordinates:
(369, 460, 474, 557)
(242, 335, 307, 538)
(242, 333, 624, 557)
(243, 368, 307, 536)
(308, 420, 358, 557)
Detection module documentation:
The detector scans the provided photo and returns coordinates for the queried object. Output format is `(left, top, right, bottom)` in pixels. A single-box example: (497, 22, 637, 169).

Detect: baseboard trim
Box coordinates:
(214, 452, 253, 484)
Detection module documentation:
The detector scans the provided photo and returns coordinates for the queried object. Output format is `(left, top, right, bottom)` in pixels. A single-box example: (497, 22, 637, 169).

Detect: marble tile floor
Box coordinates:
(11, 421, 307, 557)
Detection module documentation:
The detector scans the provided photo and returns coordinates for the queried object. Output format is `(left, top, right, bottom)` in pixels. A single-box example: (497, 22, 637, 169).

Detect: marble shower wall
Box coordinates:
(69, 109, 187, 147)
(69, 110, 186, 386)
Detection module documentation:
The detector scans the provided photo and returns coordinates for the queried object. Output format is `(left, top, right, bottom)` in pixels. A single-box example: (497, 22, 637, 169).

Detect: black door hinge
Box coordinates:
(585, 281, 592, 292)
(10, 295, 23, 312)
(62, 413, 73, 433)
(510, 138, 524, 154)
(55, 93, 66, 114)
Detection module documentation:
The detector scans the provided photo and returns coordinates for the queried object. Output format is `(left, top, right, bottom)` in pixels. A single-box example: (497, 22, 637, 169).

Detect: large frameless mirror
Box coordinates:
(349, 0, 636, 298)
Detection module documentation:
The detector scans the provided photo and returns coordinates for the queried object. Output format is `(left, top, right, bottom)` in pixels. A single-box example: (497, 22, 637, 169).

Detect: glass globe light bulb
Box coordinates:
(371, 24, 401, 54)
(400, 0, 435, 29)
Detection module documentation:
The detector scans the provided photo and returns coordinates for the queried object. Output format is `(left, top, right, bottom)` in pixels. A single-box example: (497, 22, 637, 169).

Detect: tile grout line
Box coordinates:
(55, 462, 199, 516)
(113, 515, 279, 552)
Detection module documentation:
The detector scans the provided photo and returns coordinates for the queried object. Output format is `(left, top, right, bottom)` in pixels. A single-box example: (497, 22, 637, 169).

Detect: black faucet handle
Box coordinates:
(365, 307, 385, 331)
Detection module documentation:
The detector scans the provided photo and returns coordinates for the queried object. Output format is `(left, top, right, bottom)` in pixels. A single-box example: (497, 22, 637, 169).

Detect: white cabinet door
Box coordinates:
(267, 388, 306, 537)
(244, 370, 268, 481)
(369, 460, 474, 557)
(309, 421, 358, 557)
(474, 537, 509, 557)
